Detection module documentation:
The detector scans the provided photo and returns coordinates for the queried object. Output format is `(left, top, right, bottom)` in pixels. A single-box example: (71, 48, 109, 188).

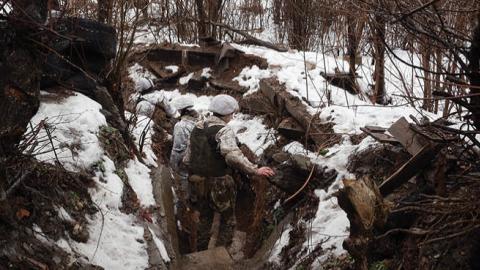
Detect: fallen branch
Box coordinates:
(206, 21, 288, 52)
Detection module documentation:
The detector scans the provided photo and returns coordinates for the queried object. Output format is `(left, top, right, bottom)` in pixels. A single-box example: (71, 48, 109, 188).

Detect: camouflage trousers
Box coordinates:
(188, 174, 237, 249)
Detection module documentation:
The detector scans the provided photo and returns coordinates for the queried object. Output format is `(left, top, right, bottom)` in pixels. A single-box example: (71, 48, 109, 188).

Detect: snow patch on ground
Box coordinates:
(148, 227, 171, 262)
(179, 72, 194, 85)
(71, 156, 149, 269)
(269, 225, 292, 263)
(165, 65, 179, 73)
(26, 92, 160, 269)
(234, 65, 272, 95)
(229, 113, 276, 156)
(201, 67, 212, 78)
(27, 92, 106, 171)
(125, 158, 156, 207)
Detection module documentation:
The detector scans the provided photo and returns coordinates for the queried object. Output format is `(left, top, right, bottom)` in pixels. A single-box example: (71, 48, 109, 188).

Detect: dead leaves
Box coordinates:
(16, 208, 30, 220)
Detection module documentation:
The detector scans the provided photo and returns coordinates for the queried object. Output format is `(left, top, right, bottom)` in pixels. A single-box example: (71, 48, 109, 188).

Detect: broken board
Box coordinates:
(387, 117, 430, 155)
(360, 126, 399, 144)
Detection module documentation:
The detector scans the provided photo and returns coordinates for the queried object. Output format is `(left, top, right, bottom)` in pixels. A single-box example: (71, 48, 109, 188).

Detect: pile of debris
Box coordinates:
(338, 115, 480, 270)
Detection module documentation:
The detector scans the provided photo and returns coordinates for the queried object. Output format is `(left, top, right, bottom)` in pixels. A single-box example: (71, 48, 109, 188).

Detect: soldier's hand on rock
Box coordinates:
(256, 167, 275, 177)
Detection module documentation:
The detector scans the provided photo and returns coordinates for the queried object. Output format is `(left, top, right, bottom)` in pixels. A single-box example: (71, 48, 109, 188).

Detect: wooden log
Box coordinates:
(360, 127, 399, 144)
(320, 71, 359, 95)
(259, 79, 335, 147)
(336, 177, 389, 270)
(210, 79, 246, 93)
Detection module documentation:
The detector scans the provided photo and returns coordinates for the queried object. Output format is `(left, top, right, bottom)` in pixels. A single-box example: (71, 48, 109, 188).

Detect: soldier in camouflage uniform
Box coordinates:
(184, 94, 275, 252)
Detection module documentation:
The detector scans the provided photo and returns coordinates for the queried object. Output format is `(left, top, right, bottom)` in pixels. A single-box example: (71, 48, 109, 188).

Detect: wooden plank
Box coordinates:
(388, 117, 430, 155)
(379, 145, 438, 196)
(364, 125, 387, 133)
(360, 127, 399, 144)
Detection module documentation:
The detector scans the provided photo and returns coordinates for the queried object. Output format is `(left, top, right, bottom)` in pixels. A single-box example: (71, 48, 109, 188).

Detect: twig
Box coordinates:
(91, 202, 106, 262)
(44, 124, 64, 169)
(205, 20, 288, 52)
(391, 0, 441, 24)
(284, 165, 316, 204)
(138, 118, 153, 154)
(6, 170, 31, 197)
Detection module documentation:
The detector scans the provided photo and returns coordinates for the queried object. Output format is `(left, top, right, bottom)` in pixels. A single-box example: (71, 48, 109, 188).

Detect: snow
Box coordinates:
(269, 225, 292, 263)
(179, 72, 194, 85)
(26, 92, 106, 171)
(320, 105, 437, 134)
(25, 91, 167, 269)
(165, 65, 179, 73)
(148, 227, 170, 262)
(57, 207, 75, 223)
(125, 158, 156, 207)
(73, 210, 148, 269)
(234, 65, 272, 95)
(70, 155, 150, 269)
(201, 67, 212, 78)
(228, 113, 276, 156)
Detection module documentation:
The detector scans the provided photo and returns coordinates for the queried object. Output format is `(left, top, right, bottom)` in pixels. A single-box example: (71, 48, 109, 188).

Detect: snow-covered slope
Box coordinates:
(26, 92, 168, 269)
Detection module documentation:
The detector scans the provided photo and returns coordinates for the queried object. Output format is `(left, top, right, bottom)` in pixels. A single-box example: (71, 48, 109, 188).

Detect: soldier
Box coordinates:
(184, 94, 275, 252)
(170, 96, 198, 202)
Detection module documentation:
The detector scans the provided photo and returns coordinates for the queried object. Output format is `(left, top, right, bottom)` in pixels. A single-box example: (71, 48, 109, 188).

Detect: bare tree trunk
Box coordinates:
(372, 12, 386, 104)
(467, 14, 480, 130)
(273, 0, 282, 25)
(208, 0, 223, 39)
(98, 0, 113, 24)
(195, 0, 207, 39)
(421, 39, 433, 111)
(285, 0, 310, 50)
(434, 47, 442, 113)
(347, 17, 357, 78)
(175, 0, 187, 41)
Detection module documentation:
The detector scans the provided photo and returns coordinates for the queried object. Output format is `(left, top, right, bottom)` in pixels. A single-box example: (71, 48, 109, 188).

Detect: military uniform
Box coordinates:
(184, 115, 257, 250)
(170, 115, 197, 199)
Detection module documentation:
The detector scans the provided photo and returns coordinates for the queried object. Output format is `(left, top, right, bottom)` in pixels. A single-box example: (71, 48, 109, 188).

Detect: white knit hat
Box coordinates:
(208, 94, 239, 115)
(172, 95, 195, 111)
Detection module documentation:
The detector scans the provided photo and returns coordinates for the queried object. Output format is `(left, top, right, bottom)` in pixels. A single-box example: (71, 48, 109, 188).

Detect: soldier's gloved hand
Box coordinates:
(256, 167, 275, 177)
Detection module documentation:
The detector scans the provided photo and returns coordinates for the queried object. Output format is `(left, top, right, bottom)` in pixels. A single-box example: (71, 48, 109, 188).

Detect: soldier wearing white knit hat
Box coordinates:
(183, 94, 274, 252)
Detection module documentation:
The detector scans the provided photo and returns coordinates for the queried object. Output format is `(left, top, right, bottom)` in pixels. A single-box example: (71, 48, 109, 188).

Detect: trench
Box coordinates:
(131, 45, 339, 269)
(149, 163, 283, 270)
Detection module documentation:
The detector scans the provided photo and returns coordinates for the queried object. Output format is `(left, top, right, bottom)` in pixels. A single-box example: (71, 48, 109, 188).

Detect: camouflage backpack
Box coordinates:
(188, 124, 228, 177)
